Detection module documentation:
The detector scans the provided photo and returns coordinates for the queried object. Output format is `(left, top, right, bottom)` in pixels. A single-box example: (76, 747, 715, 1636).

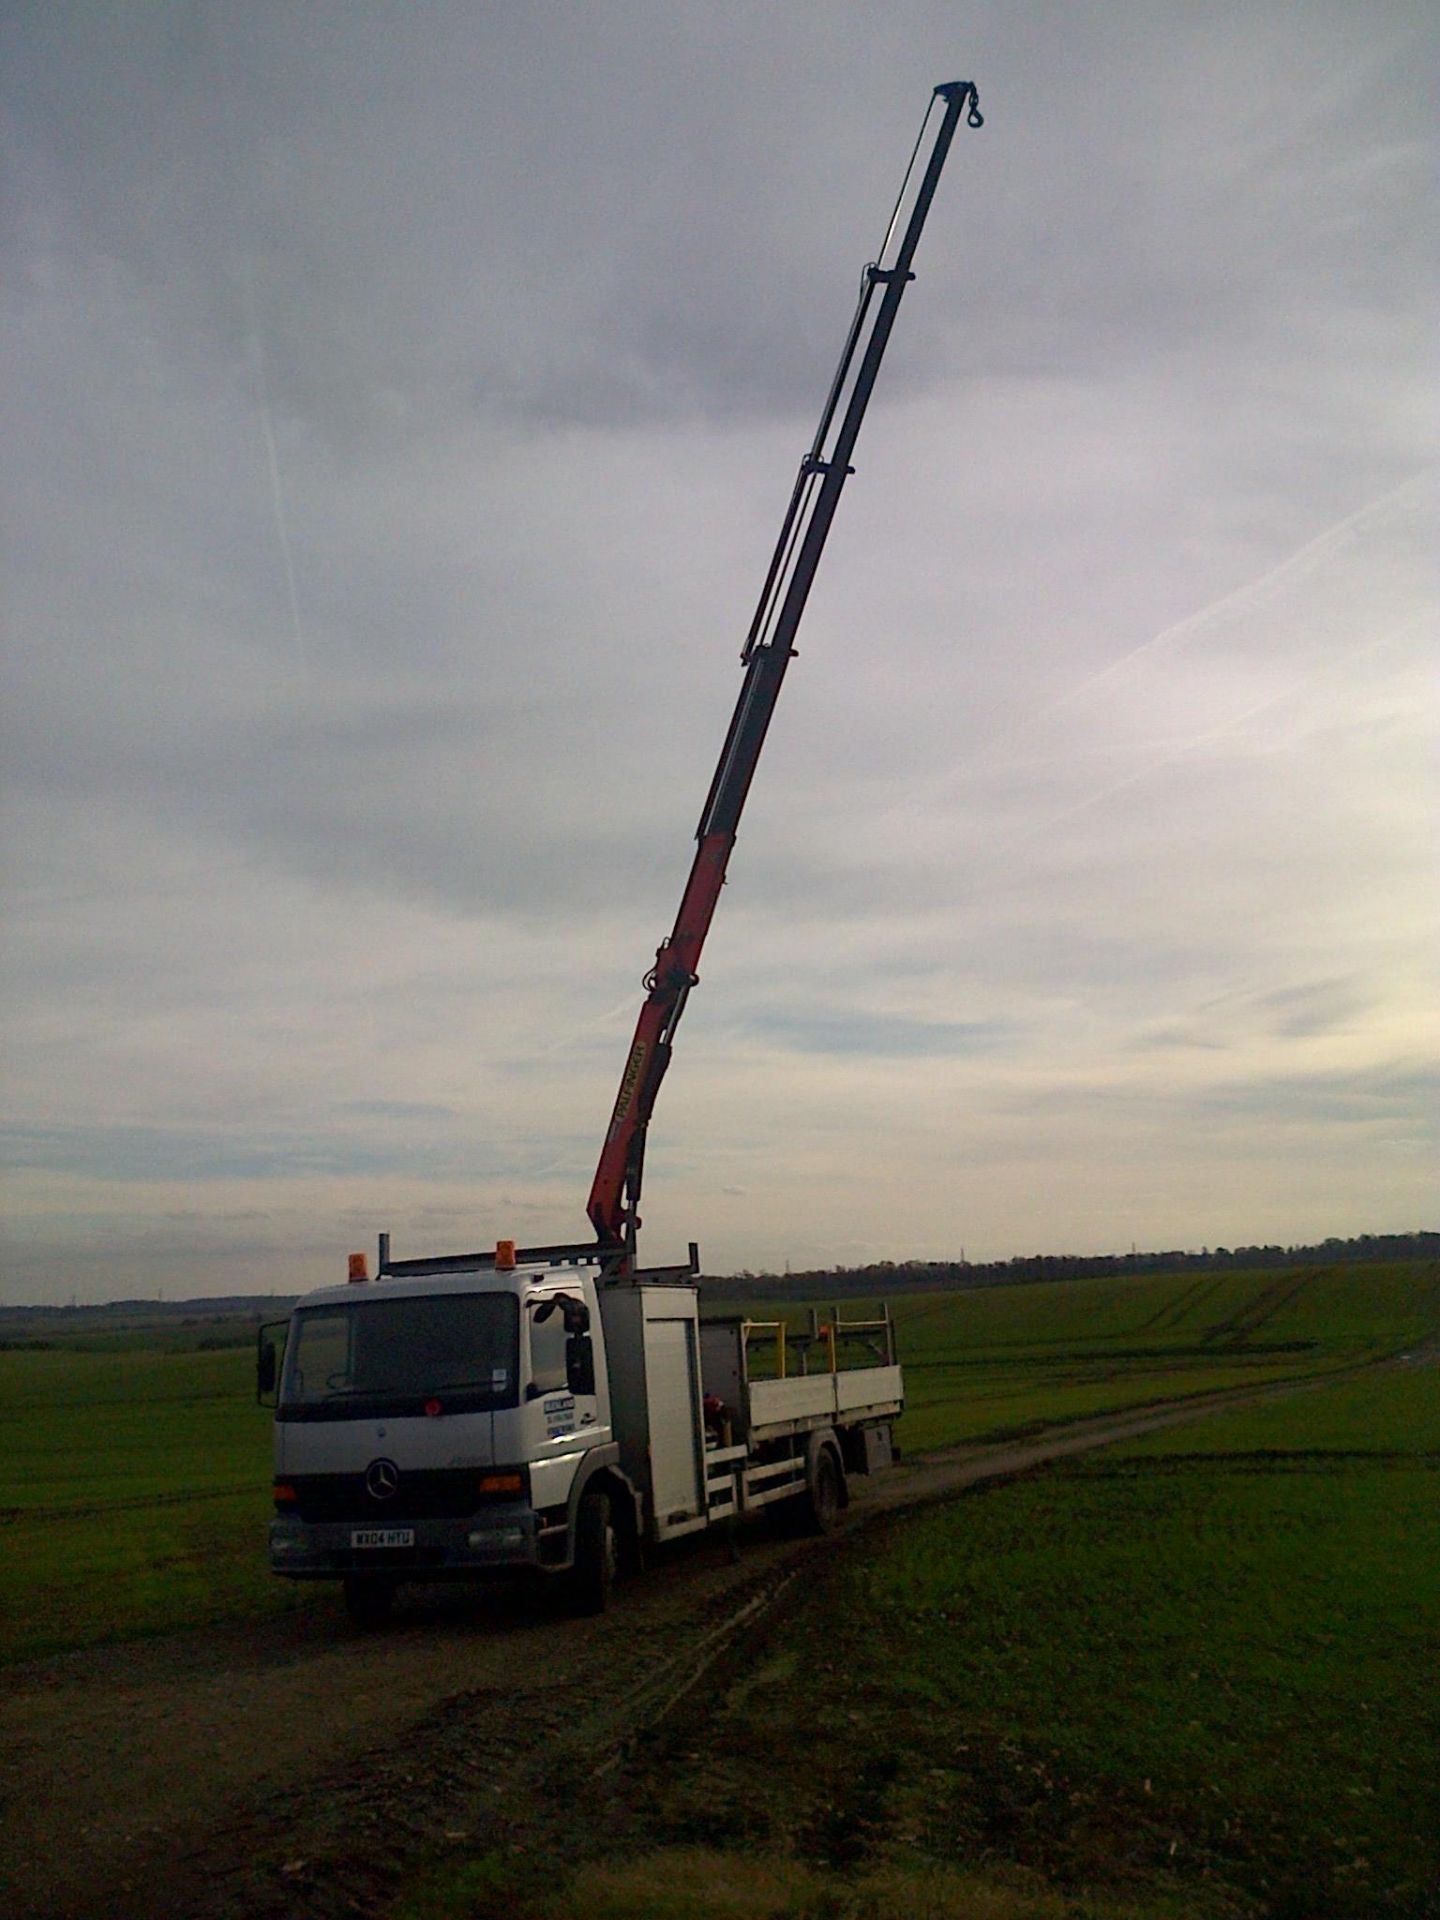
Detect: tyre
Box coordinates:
(571, 1487, 617, 1615)
(803, 1447, 843, 1536)
(342, 1574, 396, 1628)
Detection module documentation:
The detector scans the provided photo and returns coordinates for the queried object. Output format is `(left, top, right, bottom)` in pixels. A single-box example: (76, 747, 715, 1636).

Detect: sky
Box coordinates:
(2, 1, 1435, 1304)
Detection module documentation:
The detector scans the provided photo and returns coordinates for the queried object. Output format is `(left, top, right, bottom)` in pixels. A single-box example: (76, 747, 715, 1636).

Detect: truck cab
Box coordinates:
(265, 1256, 626, 1622)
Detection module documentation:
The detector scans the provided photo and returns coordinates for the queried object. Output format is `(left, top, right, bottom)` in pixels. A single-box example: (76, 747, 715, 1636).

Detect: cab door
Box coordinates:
(524, 1288, 608, 1509)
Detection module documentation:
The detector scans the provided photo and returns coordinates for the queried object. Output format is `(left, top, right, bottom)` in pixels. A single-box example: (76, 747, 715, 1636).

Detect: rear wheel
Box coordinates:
(803, 1448, 843, 1536)
(571, 1487, 617, 1615)
(342, 1574, 396, 1628)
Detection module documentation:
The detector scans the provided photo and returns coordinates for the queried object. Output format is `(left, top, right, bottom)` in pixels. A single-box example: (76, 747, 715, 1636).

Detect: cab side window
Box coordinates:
(528, 1307, 568, 1396)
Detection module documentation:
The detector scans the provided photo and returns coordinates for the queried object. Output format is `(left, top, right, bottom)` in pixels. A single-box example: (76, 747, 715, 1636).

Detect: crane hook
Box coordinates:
(936, 80, 984, 128)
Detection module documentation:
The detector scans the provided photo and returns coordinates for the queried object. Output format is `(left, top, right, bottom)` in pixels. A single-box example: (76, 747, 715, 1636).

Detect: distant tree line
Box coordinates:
(714, 1231, 1439, 1301)
(0, 1295, 295, 1327)
(2, 1235, 1435, 1320)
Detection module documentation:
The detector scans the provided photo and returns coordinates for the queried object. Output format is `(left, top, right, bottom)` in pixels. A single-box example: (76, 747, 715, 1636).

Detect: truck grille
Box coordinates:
(286, 1469, 482, 1523)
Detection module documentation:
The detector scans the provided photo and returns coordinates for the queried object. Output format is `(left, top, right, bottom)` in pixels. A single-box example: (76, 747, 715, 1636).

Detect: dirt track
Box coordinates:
(0, 1372, 1346, 1920)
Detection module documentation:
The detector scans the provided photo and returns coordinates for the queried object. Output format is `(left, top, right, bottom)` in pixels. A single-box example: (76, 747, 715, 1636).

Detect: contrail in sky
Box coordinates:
(1014, 690, 1290, 843)
(891, 466, 1435, 829)
(1031, 467, 1433, 726)
(983, 610, 1422, 849)
(240, 267, 308, 673)
(207, 0, 309, 673)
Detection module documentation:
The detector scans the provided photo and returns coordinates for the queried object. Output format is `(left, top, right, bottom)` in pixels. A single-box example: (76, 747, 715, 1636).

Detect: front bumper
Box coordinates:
(269, 1503, 552, 1579)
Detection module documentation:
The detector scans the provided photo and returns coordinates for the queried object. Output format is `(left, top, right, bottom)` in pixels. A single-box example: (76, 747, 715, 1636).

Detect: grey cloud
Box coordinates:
(746, 1010, 1016, 1059)
(1132, 979, 1372, 1052)
(1132, 1026, 1230, 1054)
(0, 1118, 592, 1185)
(8, 4, 948, 443)
(994, 1061, 1437, 1133)
(8, 3, 1431, 450)
(164, 1209, 272, 1223)
(1193, 1063, 1440, 1129)
(339, 1100, 458, 1121)
(1250, 979, 1370, 1041)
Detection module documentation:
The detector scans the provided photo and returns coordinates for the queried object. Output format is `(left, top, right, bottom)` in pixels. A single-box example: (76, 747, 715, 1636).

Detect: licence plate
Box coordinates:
(349, 1527, 414, 1549)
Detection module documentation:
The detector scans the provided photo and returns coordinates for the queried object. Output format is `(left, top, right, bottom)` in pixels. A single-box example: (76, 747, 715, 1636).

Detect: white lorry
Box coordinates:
(260, 1239, 902, 1622)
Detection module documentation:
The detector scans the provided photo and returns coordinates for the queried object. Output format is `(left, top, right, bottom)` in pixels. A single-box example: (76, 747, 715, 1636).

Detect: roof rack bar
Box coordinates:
(378, 1240, 603, 1278)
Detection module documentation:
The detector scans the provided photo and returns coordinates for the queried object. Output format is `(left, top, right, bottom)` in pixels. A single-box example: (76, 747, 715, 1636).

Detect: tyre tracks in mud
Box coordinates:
(0, 1360, 1392, 1920)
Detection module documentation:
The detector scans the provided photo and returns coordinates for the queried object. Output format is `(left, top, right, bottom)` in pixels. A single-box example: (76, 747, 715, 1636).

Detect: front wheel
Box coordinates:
(571, 1488, 617, 1615)
(343, 1574, 396, 1628)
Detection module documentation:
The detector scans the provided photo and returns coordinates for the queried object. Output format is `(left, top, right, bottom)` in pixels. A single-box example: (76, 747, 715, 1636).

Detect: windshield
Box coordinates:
(279, 1292, 519, 1420)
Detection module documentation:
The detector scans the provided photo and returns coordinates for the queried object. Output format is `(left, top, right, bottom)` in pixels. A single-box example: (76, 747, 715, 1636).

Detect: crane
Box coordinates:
(587, 80, 983, 1272)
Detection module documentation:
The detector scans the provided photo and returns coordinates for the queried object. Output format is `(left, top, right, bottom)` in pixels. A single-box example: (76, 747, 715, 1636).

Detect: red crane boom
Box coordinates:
(588, 81, 983, 1270)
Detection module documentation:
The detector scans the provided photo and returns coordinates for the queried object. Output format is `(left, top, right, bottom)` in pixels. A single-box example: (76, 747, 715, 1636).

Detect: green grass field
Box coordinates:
(0, 1344, 309, 1659)
(845, 1366, 1440, 1916)
(888, 1260, 1439, 1452)
(1, 1261, 1434, 1665)
(509, 1357, 1436, 1920)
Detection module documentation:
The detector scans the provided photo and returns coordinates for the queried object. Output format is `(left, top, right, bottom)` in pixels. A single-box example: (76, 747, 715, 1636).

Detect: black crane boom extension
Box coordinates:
(587, 81, 982, 1263)
(703, 80, 983, 837)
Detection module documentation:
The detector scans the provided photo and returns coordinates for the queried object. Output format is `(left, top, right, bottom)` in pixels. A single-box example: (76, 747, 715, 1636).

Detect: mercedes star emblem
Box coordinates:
(365, 1458, 400, 1500)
